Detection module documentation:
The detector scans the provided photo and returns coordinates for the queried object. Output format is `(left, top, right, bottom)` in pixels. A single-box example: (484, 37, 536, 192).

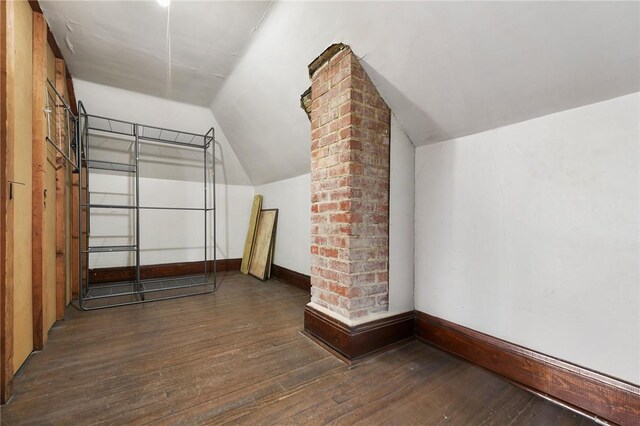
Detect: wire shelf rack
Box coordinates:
(45, 79, 78, 170)
(85, 115, 213, 149)
(77, 101, 217, 310)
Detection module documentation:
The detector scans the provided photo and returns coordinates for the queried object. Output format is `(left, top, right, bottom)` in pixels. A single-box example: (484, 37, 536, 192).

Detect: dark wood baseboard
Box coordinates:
(304, 306, 415, 363)
(415, 311, 640, 425)
(88, 258, 241, 285)
(271, 264, 311, 292)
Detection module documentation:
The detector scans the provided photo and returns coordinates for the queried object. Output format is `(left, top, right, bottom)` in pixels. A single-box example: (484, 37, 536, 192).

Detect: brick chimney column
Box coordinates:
(308, 45, 390, 323)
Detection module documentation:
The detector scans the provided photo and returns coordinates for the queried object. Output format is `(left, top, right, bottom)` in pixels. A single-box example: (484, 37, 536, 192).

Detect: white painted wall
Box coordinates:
(74, 79, 252, 185)
(389, 116, 415, 313)
(88, 175, 253, 267)
(255, 174, 311, 275)
(414, 93, 640, 384)
(211, 1, 639, 185)
(43, 2, 272, 106)
(75, 80, 255, 266)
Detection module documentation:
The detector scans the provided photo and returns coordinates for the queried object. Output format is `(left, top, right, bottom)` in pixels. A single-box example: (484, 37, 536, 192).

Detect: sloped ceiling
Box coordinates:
(211, 1, 640, 184)
(43, 1, 640, 185)
(41, 0, 272, 106)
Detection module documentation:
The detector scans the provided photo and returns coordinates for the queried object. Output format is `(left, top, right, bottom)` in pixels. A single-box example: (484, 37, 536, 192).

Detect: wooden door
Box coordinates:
(11, 0, 34, 372)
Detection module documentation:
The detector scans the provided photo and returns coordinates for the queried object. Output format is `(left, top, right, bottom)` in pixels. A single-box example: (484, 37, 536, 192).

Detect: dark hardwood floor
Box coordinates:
(1, 272, 594, 425)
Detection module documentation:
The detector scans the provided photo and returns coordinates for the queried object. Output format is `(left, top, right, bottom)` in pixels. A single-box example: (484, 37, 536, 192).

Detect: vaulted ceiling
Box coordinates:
(41, 0, 272, 106)
(43, 1, 640, 185)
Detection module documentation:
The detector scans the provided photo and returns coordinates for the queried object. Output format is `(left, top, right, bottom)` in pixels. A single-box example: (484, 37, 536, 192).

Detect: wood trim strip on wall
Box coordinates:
(88, 258, 242, 284)
(271, 264, 310, 292)
(0, 0, 15, 405)
(54, 58, 65, 321)
(71, 171, 79, 298)
(31, 10, 47, 351)
(46, 30, 61, 63)
(415, 311, 640, 425)
(90, 261, 310, 293)
(303, 305, 415, 364)
(65, 68, 76, 115)
(27, 1, 41, 14)
(90, 260, 310, 291)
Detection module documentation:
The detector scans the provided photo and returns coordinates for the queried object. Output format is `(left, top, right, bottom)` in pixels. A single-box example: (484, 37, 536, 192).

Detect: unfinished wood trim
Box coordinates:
(62, 67, 71, 305)
(31, 11, 47, 350)
(70, 167, 87, 299)
(54, 58, 65, 321)
(81, 168, 87, 289)
(415, 311, 640, 425)
(46, 29, 62, 62)
(27, 1, 42, 14)
(64, 162, 72, 305)
(27, 2, 60, 60)
(72, 167, 88, 297)
(27, 1, 41, 14)
(71, 172, 79, 297)
(0, 0, 15, 404)
(65, 68, 76, 115)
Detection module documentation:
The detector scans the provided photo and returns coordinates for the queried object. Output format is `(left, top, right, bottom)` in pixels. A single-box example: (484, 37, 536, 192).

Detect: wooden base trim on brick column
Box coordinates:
(303, 305, 415, 364)
(415, 311, 640, 425)
(271, 264, 311, 292)
(88, 258, 241, 285)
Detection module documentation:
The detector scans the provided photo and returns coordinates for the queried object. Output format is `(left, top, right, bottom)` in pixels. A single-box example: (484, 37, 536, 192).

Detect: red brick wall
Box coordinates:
(309, 46, 391, 321)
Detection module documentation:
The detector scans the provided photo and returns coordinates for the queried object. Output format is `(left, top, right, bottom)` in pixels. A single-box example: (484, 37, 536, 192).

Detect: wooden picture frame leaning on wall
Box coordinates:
(248, 209, 278, 281)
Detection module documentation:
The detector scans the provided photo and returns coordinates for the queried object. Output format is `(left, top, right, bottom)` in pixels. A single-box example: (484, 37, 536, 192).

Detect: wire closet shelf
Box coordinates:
(77, 100, 217, 310)
(45, 79, 78, 170)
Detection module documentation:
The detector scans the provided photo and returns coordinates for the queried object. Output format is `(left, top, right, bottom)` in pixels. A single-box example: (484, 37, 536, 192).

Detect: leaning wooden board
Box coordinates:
(249, 209, 278, 281)
(240, 195, 263, 274)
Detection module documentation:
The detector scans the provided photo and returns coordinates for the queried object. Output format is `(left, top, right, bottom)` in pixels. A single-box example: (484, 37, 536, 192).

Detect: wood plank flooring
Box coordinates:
(1, 272, 595, 425)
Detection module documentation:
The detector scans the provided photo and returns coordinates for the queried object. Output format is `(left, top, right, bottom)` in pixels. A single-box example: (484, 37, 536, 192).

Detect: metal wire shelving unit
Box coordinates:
(77, 101, 217, 310)
(45, 79, 78, 170)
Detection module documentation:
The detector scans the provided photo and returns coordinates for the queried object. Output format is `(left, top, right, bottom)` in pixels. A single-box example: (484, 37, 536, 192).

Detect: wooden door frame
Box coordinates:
(1, 0, 15, 404)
